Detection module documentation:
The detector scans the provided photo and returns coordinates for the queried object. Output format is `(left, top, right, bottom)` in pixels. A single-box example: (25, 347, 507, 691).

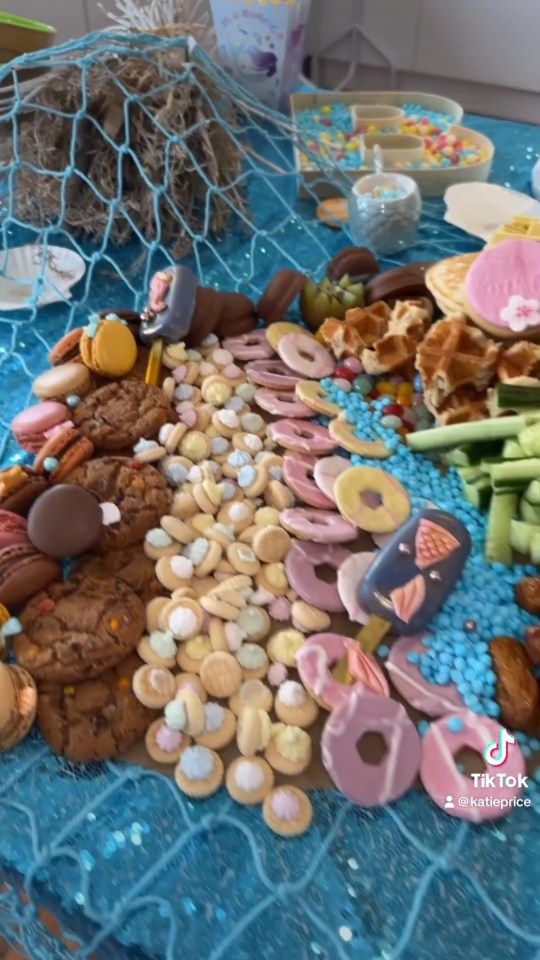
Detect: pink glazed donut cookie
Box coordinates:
(387, 635, 465, 717)
(277, 332, 335, 379)
(254, 388, 312, 419)
(285, 541, 348, 612)
(245, 360, 302, 390)
(322, 691, 421, 807)
(280, 508, 357, 543)
(283, 454, 334, 508)
(268, 420, 337, 455)
(336, 551, 375, 625)
(223, 329, 275, 361)
(313, 455, 350, 504)
(420, 711, 526, 821)
(297, 632, 388, 710)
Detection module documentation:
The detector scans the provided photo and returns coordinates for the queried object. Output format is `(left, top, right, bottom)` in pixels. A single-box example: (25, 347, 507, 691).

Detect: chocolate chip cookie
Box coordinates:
(65, 457, 171, 549)
(79, 545, 162, 604)
(15, 574, 145, 683)
(73, 380, 172, 450)
(37, 653, 154, 762)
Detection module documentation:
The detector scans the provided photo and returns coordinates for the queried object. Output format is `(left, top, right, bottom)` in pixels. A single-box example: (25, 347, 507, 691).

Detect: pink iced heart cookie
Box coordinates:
(313, 455, 350, 504)
(283, 454, 334, 508)
(254, 388, 312, 419)
(386, 635, 465, 717)
(297, 632, 386, 710)
(277, 331, 335, 379)
(336, 551, 375, 624)
(280, 508, 357, 543)
(245, 359, 302, 389)
(285, 540, 349, 612)
(268, 419, 337, 455)
(465, 239, 540, 340)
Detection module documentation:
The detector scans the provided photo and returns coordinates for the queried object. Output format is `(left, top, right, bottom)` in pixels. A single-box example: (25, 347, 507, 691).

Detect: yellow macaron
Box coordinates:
(80, 314, 138, 377)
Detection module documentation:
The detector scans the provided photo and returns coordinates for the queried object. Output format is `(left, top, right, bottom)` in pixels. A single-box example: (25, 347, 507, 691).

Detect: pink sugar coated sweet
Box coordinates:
(172, 365, 188, 383)
(268, 663, 288, 687)
(269, 596, 291, 621)
(222, 363, 243, 379)
(272, 789, 301, 821)
(343, 356, 363, 373)
(180, 410, 197, 428)
(156, 725, 183, 753)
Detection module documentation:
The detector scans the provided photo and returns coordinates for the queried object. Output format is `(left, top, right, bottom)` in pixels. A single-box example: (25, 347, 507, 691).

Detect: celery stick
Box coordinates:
(525, 479, 540, 504)
(491, 459, 540, 491)
(407, 415, 539, 454)
(520, 498, 540, 524)
(502, 439, 527, 459)
(486, 493, 518, 564)
(531, 533, 540, 565)
(510, 518, 540, 555)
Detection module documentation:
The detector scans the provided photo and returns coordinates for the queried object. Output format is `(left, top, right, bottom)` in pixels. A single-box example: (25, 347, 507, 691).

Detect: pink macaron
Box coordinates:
(0, 510, 30, 550)
(11, 402, 73, 453)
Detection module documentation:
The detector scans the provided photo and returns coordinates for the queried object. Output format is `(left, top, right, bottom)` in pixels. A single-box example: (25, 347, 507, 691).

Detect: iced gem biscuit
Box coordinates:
(263, 786, 313, 837)
(226, 756, 274, 805)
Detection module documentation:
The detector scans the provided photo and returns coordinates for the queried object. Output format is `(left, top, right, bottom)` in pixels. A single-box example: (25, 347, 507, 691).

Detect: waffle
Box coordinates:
(425, 253, 477, 315)
(319, 302, 390, 358)
(416, 315, 500, 411)
(488, 215, 540, 247)
(497, 340, 540, 382)
(361, 299, 432, 375)
(432, 387, 490, 425)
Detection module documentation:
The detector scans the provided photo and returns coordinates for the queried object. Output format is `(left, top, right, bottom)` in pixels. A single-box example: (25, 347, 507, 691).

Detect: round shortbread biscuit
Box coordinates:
(229, 679, 273, 716)
(180, 431, 212, 462)
(226, 756, 274, 806)
(236, 706, 272, 757)
(264, 480, 294, 511)
(172, 689, 206, 737)
(160, 514, 192, 545)
(291, 600, 331, 633)
(155, 555, 194, 592)
(255, 563, 289, 596)
(171, 491, 198, 519)
(175, 746, 224, 798)
(146, 597, 171, 633)
(195, 703, 236, 750)
(254, 506, 281, 526)
(145, 719, 191, 765)
(200, 651, 242, 698)
(263, 786, 313, 837)
(252, 526, 291, 563)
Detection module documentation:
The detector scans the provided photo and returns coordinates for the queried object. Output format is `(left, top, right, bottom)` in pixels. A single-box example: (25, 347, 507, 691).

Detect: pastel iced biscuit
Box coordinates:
(420, 712, 526, 821)
(280, 508, 357, 543)
(165, 689, 205, 737)
(265, 723, 312, 775)
(283, 454, 333, 508)
(196, 702, 236, 750)
(277, 331, 335, 378)
(336, 551, 375, 625)
(358, 508, 471, 636)
(387, 635, 465, 716)
(297, 632, 387, 710)
(312, 455, 350, 503)
(274, 680, 318, 728)
(132, 664, 177, 709)
(285, 541, 348, 613)
(226, 756, 274, 805)
(245, 359, 301, 390)
(294, 380, 340, 417)
(174, 744, 224, 798)
(263, 786, 313, 837)
(229, 678, 273, 715)
(328, 419, 390, 458)
(465, 239, 540, 340)
(268, 419, 337, 455)
(254, 388, 312, 419)
(12, 401, 72, 453)
(145, 718, 191, 765)
(237, 642, 269, 679)
(334, 466, 410, 534)
(322, 692, 421, 807)
(222, 329, 275, 361)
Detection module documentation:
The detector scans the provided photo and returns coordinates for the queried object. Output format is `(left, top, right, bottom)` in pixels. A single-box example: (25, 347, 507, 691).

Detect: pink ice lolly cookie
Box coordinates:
(386, 635, 465, 716)
(313, 455, 350, 504)
(281, 508, 357, 543)
(245, 359, 302, 389)
(285, 540, 349, 612)
(222, 329, 275, 361)
(268, 419, 337, 455)
(277, 331, 335, 379)
(466, 239, 540, 336)
(420, 711, 526, 821)
(283, 454, 334, 508)
(297, 632, 387, 710)
(254, 388, 313, 419)
(322, 691, 421, 807)
(337, 551, 375, 624)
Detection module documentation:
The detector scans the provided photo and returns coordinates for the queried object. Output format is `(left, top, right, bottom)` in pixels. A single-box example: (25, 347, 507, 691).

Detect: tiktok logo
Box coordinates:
(483, 728, 515, 767)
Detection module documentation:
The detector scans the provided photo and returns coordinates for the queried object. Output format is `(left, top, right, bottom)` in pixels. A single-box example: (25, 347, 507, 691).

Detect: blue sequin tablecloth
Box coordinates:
(1, 113, 540, 960)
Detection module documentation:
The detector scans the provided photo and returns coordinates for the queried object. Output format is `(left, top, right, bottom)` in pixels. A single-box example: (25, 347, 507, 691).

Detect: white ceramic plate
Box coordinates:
(443, 182, 540, 241)
(0, 245, 86, 311)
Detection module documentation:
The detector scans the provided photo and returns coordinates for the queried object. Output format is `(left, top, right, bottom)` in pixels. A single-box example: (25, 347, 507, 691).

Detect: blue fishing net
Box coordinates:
(1, 29, 540, 960)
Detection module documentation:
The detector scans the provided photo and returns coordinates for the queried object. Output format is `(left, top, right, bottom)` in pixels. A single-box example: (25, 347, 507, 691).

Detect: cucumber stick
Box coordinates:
(407, 415, 540, 454)
(498, 383, 540, 409)
(531, 533, 540, 565)
(502, 439, 527, 459)
(510, 519, 540, 555)
(524, 479, 540, 504)
(463, 477, 492, 510)
(486, 493, 518, 565)
(491, 459, 540, 491)
(520, 498, 540, 524)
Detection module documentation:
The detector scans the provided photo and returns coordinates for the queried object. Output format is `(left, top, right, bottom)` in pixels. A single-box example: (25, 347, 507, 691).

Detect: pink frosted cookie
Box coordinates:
(297, 632, 387, 710)
(222, 329, 275, 361)
(420, 712, 526, 821)
(322, 691, 421, 807)
(283, 454, 334, 508)
(277, 331, 335, 379)
(313, 455, 350, 504)
(336, 551, 375, 625)
(245, 359, 302, 389)
(280, 508, 357, 543)
(254, 388, 312, 419)
(465, 239, 540, 340)
(387, 635, 465, 717)
(285, 540, 348, 612)
(268, 419, 337, 455)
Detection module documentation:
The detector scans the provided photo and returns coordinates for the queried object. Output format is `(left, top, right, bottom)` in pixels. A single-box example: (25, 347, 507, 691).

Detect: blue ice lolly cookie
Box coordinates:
(358, 508, 471, 641)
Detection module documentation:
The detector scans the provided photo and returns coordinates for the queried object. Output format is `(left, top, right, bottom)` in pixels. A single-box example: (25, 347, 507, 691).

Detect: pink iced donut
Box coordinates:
(297, 632, 386, 709)
(322, 691, 421, 807)
(254, 388, 312, 419)
(222, 329, 275, 361)
(283, 454, 334, 508)
(313, 455, 350, 503)
(268, 419, 337, 455)
(245, 359, 301, 389)
(281, 508, 357, 543)
(336, 551, 375, 624)
(387, 636, 465, 717)
(420, 711, 526, 821)
(285, 540, 349, 612)
(277, 331, 335, 379)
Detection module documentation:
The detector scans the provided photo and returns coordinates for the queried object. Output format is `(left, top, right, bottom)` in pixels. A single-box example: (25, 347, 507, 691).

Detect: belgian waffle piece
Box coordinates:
(497, 341, 540, 382)
(425, 253, 477, 315)
(416, 315, 500, 421)
(361, 299, 432, 376)
(487, 216, 540, 248)
(319, 302, 390, 358)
